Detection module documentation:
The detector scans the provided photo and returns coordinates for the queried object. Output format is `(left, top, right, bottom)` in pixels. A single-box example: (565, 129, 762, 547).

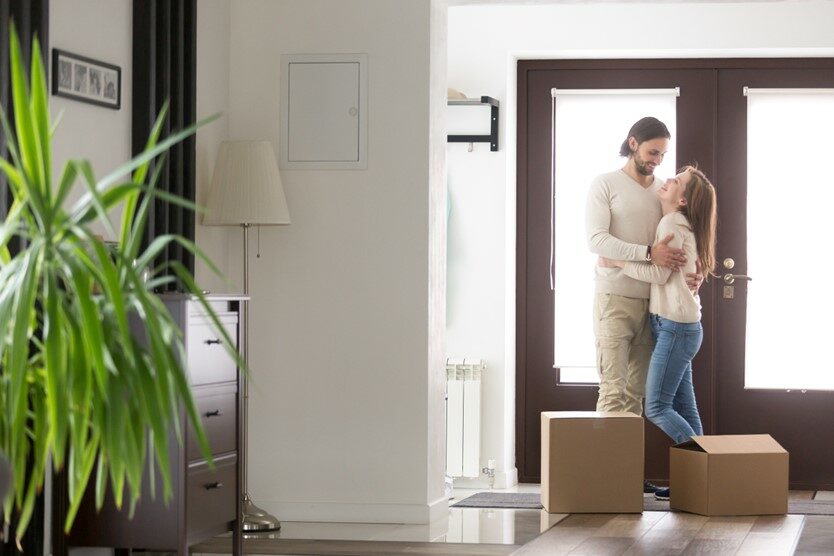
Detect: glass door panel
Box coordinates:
(745, 89, 834, 390)
(716, 67, 834, 489)
(552, 90, 677, 383)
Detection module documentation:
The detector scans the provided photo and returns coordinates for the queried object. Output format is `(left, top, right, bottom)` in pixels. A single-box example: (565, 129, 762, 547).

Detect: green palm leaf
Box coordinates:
(0, 24, 233, 543)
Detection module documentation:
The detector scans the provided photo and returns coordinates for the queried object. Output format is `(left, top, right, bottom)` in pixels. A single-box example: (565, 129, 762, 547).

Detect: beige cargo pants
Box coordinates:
(593, 293, 653, 415)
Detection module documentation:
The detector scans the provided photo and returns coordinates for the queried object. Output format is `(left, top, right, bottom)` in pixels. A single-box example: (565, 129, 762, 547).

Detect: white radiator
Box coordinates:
(446, 358, 484, 478)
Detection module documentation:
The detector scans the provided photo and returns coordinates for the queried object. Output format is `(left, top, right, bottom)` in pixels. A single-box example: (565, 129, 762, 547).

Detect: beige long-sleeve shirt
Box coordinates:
(586, 170, 663, 299)
(623, 211, 701, 323)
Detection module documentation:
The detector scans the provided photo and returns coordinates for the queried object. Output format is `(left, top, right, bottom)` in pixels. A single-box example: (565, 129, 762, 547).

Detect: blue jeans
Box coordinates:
(645, 314, 704, 444)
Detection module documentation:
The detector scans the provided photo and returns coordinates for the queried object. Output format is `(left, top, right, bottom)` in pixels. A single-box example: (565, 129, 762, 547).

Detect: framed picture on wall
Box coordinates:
(51, 49, 121, 110)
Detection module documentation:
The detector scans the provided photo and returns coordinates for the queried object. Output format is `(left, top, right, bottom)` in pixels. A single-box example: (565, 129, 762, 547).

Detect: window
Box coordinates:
(551, 89, 677, 383)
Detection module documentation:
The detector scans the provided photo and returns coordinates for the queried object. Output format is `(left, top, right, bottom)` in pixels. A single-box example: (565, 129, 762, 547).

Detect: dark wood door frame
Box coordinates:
(516, 58, 834, 486)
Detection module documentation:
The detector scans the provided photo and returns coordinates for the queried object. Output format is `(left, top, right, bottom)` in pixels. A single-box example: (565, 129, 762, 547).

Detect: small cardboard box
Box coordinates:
(670, 434, 789, 516)
(540, 411, 643, 513)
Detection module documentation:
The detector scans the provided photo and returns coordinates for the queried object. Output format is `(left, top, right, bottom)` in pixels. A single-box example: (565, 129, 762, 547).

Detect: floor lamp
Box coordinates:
(203, 141, 290, 532)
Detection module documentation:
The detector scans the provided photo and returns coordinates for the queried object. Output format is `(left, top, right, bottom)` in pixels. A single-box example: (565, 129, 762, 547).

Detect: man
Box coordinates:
(585, 117, 699, 493)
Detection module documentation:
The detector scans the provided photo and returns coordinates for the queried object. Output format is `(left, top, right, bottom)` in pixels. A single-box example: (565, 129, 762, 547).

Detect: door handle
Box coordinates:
(723, 273, 752, 285)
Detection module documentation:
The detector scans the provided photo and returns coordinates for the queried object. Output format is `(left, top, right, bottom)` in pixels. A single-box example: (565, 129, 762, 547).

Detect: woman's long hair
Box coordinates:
(679, 165, 717, 280)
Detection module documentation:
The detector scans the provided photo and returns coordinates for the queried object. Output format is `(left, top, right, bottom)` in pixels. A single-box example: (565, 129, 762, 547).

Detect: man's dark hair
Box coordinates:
(619, 117, 671, 157)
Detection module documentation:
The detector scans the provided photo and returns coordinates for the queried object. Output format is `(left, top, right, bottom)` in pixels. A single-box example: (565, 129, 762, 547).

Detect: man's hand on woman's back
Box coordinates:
(651, 234, 687, 271)
(686, 261, 704, 294)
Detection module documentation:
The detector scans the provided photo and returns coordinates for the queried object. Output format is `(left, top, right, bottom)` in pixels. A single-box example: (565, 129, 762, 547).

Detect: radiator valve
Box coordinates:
(482, 459, 496, 489)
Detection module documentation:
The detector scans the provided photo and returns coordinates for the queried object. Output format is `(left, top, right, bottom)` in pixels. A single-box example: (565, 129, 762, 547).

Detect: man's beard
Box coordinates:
(633, 153, 654, 176)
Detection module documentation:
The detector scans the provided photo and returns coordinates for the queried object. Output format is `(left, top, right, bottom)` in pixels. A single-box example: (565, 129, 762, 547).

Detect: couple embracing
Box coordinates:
(586, 117, 717, 501)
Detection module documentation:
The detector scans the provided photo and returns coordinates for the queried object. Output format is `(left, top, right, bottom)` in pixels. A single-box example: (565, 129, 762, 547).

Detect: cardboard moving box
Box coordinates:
(670, 434, 788, 516)
(541, 411, 643, 514)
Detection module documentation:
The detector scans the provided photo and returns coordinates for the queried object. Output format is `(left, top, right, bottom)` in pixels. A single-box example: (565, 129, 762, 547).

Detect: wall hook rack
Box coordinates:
(447, 96, 499, 152)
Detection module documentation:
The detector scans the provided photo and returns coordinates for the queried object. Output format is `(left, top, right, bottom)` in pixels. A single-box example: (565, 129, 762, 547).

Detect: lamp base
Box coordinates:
(242, 493, 281, 532)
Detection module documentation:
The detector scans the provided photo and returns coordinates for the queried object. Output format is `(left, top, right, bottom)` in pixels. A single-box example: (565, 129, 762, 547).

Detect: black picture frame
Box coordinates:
(51, 48, 121, 110)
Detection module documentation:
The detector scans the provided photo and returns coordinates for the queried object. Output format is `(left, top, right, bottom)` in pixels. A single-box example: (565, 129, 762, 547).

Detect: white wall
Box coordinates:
(428, 0, 449, 511)
(446, 0, 834, 488)
(50, 0, 132, 241)
(47, 0, 448, 534)
(227, 0, 447, 523)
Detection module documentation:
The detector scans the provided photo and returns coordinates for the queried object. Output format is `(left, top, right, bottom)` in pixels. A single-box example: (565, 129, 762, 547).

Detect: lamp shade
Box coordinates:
(203, 141, 290, 226)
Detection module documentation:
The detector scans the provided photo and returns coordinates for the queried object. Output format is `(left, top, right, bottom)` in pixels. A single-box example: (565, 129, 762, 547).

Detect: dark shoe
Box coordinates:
(643, 480, 660, 494)
(654, 487, 670, 501)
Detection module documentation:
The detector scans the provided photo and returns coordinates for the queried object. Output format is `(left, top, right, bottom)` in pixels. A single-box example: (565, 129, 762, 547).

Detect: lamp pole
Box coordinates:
(241, 222, 281, 532)
(202, 141, 289, 533)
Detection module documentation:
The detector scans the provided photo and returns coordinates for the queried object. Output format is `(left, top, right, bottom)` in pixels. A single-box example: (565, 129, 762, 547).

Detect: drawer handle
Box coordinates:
(204, 338, 221, 345)
(204, 481, 224, 490)
(204, 409, 223, 418)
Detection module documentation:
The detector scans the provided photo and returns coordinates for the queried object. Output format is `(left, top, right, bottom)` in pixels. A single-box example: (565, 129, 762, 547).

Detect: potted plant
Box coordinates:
(0, 25, 235, 544)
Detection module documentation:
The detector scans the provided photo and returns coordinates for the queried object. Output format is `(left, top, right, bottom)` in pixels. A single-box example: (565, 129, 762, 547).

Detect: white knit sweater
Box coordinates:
(586, 169, 663, 299)
(622, 211, 702, 323)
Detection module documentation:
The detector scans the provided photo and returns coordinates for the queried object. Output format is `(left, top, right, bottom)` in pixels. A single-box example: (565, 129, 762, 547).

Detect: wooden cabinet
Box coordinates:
(56, 295, 244, 555)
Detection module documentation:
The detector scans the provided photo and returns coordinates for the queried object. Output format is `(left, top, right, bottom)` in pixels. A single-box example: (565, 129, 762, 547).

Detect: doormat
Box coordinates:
(452, 492, 544, 509)
(452, 492, 834, 515)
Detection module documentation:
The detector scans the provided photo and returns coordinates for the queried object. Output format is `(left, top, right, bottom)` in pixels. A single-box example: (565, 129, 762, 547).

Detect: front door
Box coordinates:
(517, 59, 834, 488)
(715, 67, 834, 490)
(516, 61, 716, 483)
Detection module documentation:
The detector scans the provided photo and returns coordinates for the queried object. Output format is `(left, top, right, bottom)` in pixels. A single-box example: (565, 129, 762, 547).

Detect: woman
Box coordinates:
(600, 165, 717, 501)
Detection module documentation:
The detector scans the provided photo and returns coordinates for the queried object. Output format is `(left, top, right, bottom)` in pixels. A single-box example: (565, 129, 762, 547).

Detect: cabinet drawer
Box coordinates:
(187, 456, 237, 536)
(187, 387, 237, 462)
(187, 316, 238, 385)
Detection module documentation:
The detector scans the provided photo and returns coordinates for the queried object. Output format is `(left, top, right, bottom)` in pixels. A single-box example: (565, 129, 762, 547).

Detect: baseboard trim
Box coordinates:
(428, 494, 450, 523)
(255, 497, 449, 524)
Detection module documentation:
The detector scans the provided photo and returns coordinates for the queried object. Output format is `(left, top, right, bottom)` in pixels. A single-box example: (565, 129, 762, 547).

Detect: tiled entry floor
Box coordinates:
(814, 490, 834, 501)
(191, 487, 834, 555)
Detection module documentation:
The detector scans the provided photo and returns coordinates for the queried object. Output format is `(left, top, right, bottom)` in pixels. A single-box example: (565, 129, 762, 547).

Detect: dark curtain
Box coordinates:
(133, 0, 197, 286)
(0, 4, 48, 553)
(0, 0, 48, 220)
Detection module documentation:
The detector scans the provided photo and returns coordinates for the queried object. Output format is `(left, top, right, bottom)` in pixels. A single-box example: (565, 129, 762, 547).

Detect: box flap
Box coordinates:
(685, 434, 787, 455)
(672, 438, 705, 452)
(541, 411, 641, 420)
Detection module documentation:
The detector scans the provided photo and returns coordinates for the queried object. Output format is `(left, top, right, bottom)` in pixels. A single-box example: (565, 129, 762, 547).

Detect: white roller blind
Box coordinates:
(551, 89, 677, 383)
(745, 88, 834, 390)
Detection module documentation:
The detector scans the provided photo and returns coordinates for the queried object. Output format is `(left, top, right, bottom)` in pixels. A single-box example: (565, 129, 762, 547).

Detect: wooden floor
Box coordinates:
(193, 514, 834, 556)
(192, 514, 834, 555)
(192, 491, 834, 555)
(514, 512, 818, 555)
(194, 536, 519, 555)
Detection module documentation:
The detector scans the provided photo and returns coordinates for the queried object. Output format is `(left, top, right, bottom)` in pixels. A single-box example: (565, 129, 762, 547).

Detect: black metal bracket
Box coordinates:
(447, 95, 499, 152)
